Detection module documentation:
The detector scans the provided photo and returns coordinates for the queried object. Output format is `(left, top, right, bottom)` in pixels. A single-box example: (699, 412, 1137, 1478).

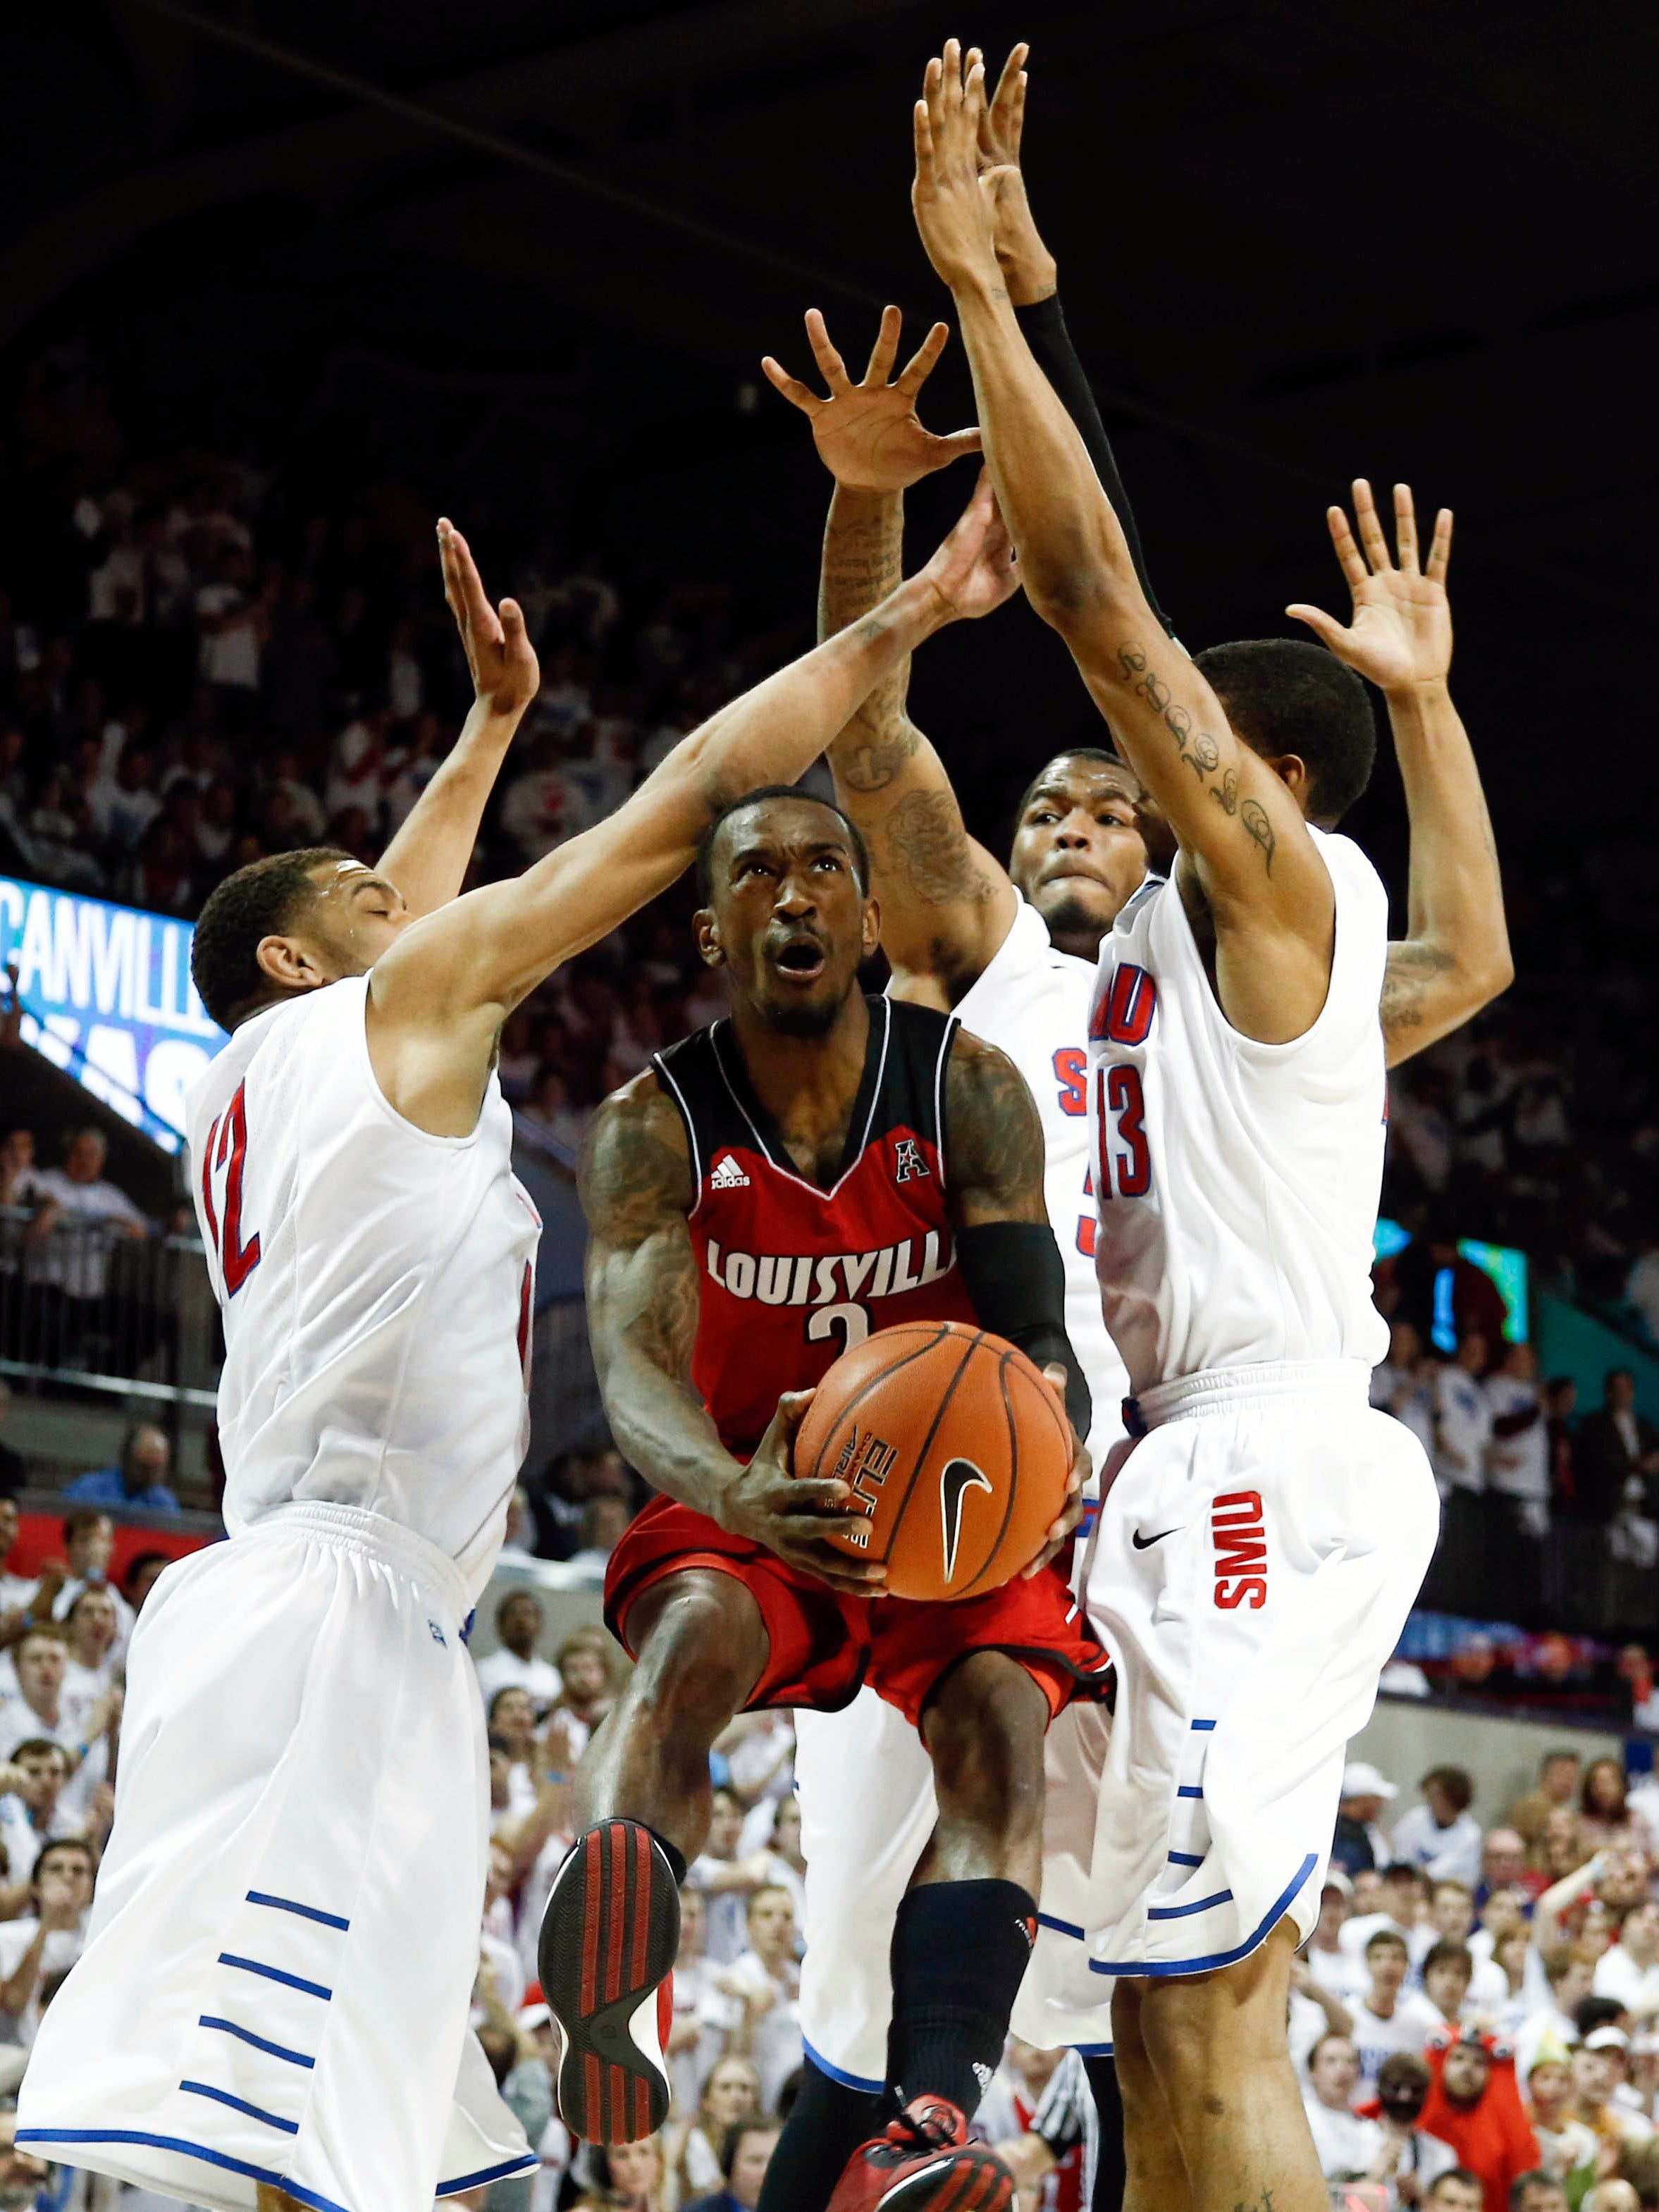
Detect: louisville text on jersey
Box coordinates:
(702, 1230, 954, 1306)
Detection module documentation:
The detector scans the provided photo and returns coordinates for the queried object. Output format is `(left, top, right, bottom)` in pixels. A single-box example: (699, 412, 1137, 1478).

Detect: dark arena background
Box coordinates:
(2, 4, 1659, 2204)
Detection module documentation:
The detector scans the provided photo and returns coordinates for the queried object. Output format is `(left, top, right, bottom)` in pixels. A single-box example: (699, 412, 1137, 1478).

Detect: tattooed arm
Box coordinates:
(912, 47, 1335, 1046)
(579, 1075, 879, 1593)
(1287, 482, 1512, 1065)
(365, 483, 1011, 1139)
(765, 308, 1015, 1003)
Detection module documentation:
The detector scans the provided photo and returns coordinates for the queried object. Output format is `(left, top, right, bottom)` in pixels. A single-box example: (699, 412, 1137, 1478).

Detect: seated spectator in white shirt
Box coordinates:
(1343, 1862, 1432, 1965)
(0, 1837, 94, 2045)
(59, 1585, 120, 1721)
(698, 1886, 802, 2117)
(0, 1741, 74, 1908)
(1490, 1928, 1536, 2039)
(27, 1130, 147, 1304)
(474, 1841, 526, 2024)
(1595, 1902, 1659, 2029)
(1304, 2033, 1385, 2180)
(1424, 1941, 1477, 2028)
(1307, 1871, 1369, 2001)
(486, 1685, 541, 1820)
(1394, 1768, 1486, 1889)
(544, 1627, 620, 1762)
(1423, 1884, 1513, 2012)
(49, 1508, 137, 1662)
(474, 1590, 562, 1719)
(1517, 1947, 1598, 2079)
(663, 2057, 763, 2207)
(566, 1495, 634, 1574)
(689, 1788, 771, 1966)
(1374, 2051, 1461, 2204)
(666, 1884, 724, 2120)
(1351, 1929, 1443, 2104)
(1433, 1337, 1494, 1495)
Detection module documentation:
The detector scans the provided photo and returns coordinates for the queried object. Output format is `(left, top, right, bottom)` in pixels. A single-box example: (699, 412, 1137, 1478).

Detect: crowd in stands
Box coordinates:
(1296, 1748, 1659, 2212)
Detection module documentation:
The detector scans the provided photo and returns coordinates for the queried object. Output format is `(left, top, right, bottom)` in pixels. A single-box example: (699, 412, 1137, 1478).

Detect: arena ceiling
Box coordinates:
(8, 0, 1659, 824)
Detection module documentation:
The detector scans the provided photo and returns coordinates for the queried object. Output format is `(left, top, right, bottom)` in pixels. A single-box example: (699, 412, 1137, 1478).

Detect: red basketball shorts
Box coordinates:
(603, 1498, 1114, 1731)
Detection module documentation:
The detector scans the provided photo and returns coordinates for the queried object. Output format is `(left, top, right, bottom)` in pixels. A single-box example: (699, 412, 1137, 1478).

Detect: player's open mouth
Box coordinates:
(772, 937, 826, 982)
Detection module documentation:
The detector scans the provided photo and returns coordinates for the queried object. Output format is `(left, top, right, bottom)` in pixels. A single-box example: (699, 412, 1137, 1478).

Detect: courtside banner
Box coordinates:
(0, 875, 228, 1153)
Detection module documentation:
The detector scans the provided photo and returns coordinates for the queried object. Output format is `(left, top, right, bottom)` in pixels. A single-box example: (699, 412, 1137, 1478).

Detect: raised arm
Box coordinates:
(366, 491, 1013, 1132)
(579, 1073, 878, 1596)
(373, 527, 540, 917)
(1288, 481, 1512, 1065)
(913, 44, 1334, 1044)
(763, 307, 1013, 1002)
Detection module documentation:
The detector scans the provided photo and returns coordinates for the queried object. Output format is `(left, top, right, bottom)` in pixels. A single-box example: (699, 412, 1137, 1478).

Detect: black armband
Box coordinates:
(1014, 292, 1175, 638)
(955, 1220, 1092, 1440)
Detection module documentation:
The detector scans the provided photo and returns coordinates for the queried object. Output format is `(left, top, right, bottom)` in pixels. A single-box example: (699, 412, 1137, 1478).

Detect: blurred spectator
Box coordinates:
(1307, 1871, 1367, 2001)
(533, 1448, 632, 1562)
(567, 1495, 633, 1574)
(1418, 2029, 1541, 2212)
(1350, 1929, 1442, 2104)
(25, 1128, 147, 1306)
(0, 1499, 35, 1638)
(1523, 2038, 1600, 2200)
(0, 1389, 23, 1504)
(1593, 1902, 1659, 2026)
(698, 1886, 802, 2115)
(546, 1627, 619, 1759)
(0, 1837, 94, 2044)
(1508, 2175, 1568, 2212)
(1368, 2050, 1460, 2204)
(1543, 1383, 1579, 1517)
(1578, 1763, 1656, 1858)
(1395, 1770, 1485, 1888)
(663, 2058, 763, 2207)
(1424, 1939, 1477, 2027)
(486, 1686, 540, 1819)
(1577, 1373, 1659, 1527)
(51, 1507, 135, 1650)
(1486, 1346, 1550, 1537)
(1511, 1755, 1584, 1849)
(64, 1419, 180, 1512)
(474, 1591, 562, 1718)
(682, 2118, 780, 2212)
(666, 1885, 722, 2119)
(0, 1741, 73, 1901)
(1435, 1340, 1495, 1499)
(689, 1788, 771, 1967)
(1338, 1762, 1400, 1876)
(1427, 2175, 1486, 2212)
(1304, 2032, 1384, 2180)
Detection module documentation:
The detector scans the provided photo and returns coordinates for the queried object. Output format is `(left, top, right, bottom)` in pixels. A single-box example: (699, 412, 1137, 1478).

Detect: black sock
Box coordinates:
(756, 2056, 883, 2212)
(1083, 2053, 1125, 2212)
(886, 1880, 1037, 2119)
(642, 1824, 687, 1887)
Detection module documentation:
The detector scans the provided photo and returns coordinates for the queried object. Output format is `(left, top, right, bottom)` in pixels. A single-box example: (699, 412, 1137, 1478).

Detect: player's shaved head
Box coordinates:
(1008, 750, 1149, 961)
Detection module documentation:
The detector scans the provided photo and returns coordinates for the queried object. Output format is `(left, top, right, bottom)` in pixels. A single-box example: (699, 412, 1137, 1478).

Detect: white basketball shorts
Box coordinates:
(1080, 1360, 1439, 1977)
(18, 1500, 536, 2212)
(795, 1684, 1116, 2090)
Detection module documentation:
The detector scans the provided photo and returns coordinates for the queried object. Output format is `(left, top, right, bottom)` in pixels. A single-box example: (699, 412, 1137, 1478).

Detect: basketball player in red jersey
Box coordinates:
(541, 784, 1113, 2211)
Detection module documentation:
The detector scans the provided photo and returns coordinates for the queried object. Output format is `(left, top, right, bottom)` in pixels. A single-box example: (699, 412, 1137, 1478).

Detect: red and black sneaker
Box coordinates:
(827, 2096, 1016, 2211)
(538, 1818, 680, 2144)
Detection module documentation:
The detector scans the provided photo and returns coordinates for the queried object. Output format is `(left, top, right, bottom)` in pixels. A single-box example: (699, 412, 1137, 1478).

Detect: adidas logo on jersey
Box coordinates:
(709, 1155, 750, 1190)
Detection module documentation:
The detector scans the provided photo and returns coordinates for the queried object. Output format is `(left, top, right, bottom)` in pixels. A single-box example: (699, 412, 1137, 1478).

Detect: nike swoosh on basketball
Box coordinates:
(1131, 1526, 1180, 1550)
(939, 1457, 994, 1583)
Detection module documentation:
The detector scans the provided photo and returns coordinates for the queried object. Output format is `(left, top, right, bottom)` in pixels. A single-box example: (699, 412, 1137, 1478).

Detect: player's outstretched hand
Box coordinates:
(913, 39, 1001, 293)
(1020, 1362, 1090, 1580)
(975, 43, 1059, 308)
(760, 307, 980, 493)
(1287, 480, 1453, 697)
(918, 469, 1020, 625)
(437, 517, 541, 720)
(720, 1388, 888, 1598)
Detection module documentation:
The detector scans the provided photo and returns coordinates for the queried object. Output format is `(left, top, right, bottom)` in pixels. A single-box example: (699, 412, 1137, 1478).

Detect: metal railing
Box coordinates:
(0, 1204, 220, 1409)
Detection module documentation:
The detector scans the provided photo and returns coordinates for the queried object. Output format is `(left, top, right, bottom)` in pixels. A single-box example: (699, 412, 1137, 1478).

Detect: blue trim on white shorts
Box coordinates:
(1087, 1853, 1320, 1978)
(438, 2154, 541, 2195)
(803, 2038, 884, 2096)
(180, 2080, 299, 2134)
(1190, 1719, 1217, 1731)
(199, 2015, 315, 2069)
(1037, 1911, 1087, 1941)
(247, 1890, 351, 1932)
(1146, 1888, 1233, 1922)
(218, 1952, 332, 2000)
(1073, 2042, 1115, 2058)
(1167, 1851, 1203, 1867)
(15, 2129, 350, 2212)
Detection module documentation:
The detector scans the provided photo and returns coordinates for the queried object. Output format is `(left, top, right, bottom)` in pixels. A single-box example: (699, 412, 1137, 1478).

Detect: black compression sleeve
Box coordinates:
(1014, 293, 1173, 636)
(955, 1219, 1091, 1440)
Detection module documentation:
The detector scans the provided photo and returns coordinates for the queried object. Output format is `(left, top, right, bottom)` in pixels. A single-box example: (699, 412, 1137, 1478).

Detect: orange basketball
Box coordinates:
(794, 1320, 1072, 1602)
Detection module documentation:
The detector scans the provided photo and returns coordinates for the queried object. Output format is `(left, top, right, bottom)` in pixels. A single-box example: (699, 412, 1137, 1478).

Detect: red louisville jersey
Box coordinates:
(651, 995, 978, 1456)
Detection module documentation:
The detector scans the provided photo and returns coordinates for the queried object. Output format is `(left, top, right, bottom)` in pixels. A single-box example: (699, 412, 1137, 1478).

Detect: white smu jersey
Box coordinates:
(187, 975, 540, 1606)
(951, 893, 1128, 1458)
(1087, 827, 1390, 1397)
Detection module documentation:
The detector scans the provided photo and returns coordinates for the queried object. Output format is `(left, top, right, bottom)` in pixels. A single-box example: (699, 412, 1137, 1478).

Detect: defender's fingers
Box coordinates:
(934, 426, 984, 462)
(1393, 481, 1420, 573)
(1426, 507, 1453, 585)
(1285, 602, 1350, 653)
(1352, 477, 1393, 571)
(913, 98, 936, 186)
(803, 308, 852, 395)
(923, 54, 947, 135)
(1326, 503, 1369, 591)
(759, 357, 821, 415)
(864, 304, 903, 387)
(1009, 56, 1030, 152)
(964, 55, 987, 130)
(896, 319, 951, 395)
(498, 598, 528, 647)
